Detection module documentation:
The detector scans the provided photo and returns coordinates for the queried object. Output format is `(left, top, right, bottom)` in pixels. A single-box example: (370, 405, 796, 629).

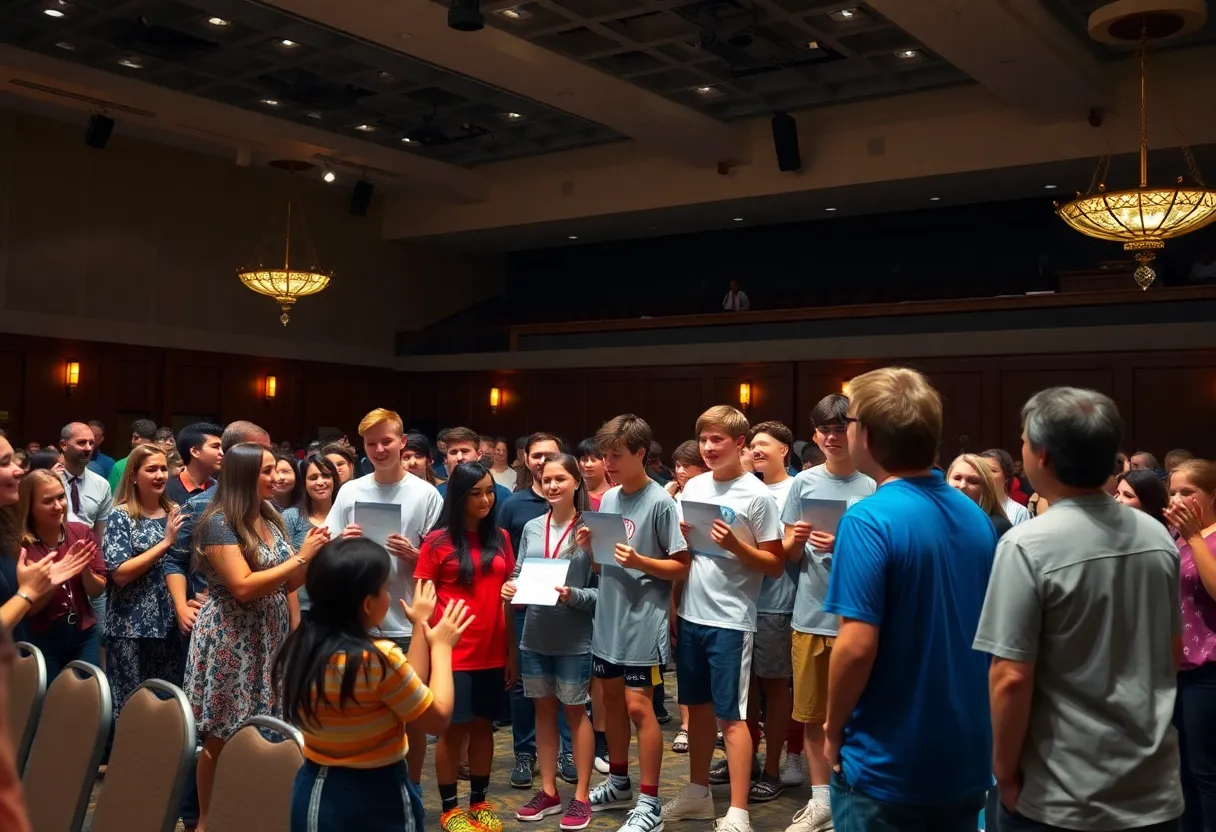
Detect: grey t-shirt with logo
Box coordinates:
(973, 494, 1184, 830)
(781, 465, 876, 636)
(590, 481, 687, 666)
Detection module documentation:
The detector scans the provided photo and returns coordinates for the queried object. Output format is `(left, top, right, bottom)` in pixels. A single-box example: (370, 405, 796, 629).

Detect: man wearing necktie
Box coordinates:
(58, 423, 114, 645)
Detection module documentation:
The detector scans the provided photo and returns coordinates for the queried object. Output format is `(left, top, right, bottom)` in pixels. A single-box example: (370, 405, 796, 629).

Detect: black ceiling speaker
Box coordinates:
(350, 180, 374, 217)
(84, 114, 115, 150)
(771, 111, 801, 172)
(448, 0, 483, 31)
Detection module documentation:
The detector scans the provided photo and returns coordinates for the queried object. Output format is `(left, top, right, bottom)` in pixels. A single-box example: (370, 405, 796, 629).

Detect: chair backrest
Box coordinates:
(89, 679, 196, 832)
(21, 660, 111, 832)
(207, 716, 304, 832)
(7, 642, 46, 775)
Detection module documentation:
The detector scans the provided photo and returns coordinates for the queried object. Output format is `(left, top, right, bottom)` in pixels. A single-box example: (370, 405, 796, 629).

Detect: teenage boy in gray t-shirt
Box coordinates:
(578, 415, 689, 832)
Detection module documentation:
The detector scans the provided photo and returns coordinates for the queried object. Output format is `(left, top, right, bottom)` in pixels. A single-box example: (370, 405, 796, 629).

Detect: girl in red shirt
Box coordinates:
(415, 461, 515, 832)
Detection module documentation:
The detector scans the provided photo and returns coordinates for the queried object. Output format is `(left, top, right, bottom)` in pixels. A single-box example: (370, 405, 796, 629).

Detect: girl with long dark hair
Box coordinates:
(283, 453, 341, 612)
(273, 538, 470, 832)
(1114, 469, 1170, 525)
(271, 451, 297, 511)
(185, 443, 329, 831)
(502, 454, 597, 829)
(414, 461, 515, 832)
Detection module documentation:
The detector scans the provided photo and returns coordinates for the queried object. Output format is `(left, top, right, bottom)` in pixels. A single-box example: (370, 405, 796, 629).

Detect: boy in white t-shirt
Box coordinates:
(663, 406, 784, 832)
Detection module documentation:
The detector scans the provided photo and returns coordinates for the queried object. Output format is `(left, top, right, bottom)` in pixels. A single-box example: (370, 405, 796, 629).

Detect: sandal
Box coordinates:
(671, 728, 689, 754)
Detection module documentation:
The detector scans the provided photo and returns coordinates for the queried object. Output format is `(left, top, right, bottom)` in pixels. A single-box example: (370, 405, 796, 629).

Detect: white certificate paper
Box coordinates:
(800, 498, 847, 537)
(581, 512, 628, 566)
(354, 501, 401, 547)
(680, 500, 729, 558)
(513, 558, 572, 606)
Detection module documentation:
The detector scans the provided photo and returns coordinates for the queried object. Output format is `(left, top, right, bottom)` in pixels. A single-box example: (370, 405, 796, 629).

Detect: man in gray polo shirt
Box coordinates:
(974, 387, 1183, 832)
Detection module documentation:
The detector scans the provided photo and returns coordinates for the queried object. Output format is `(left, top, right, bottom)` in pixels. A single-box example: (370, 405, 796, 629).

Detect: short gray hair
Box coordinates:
(1021, 387, 1123, 488)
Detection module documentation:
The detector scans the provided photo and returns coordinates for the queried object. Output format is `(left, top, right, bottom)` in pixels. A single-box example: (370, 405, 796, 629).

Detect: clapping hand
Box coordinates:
(401, 580, 438, 626)
(15, 550, 53, 601)
(299, 526, 330, 560)
(49, 540, 96, 585)
(424, 599, 474, 649)
(1165, 496, 1204, 539)
(164, 506, 185, 546)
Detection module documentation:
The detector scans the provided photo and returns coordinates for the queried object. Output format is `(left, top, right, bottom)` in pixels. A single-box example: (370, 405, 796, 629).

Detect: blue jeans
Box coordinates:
(511, 610, 571, 757)
(831, 769, 985, 832)
(30, 620, 101, 681)
(998, 805, 1179, 831)
(1176, 662, 1216, 832)
(291, 759, 421, 832)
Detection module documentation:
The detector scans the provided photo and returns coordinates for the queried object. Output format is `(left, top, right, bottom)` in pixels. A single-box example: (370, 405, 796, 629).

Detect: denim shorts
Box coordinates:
(519, 650, 592, 705)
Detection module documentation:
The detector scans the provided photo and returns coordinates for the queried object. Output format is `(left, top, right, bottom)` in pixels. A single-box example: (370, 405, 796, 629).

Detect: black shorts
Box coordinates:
(592, 656, 663, 689)
(453, 668, 510, 725)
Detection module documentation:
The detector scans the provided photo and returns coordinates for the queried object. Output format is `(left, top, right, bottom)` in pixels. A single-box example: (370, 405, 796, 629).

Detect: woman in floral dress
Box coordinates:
(184, 443, 328, 832)
(103, 444, 185, 717)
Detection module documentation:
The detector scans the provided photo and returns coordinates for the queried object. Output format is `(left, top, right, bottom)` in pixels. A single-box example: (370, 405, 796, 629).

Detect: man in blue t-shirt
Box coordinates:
(821, 367, 996, 832)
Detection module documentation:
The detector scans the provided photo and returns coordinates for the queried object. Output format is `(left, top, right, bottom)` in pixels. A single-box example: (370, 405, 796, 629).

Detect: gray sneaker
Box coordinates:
(558, 752, 578, 784)
(590, 778, 634, 812)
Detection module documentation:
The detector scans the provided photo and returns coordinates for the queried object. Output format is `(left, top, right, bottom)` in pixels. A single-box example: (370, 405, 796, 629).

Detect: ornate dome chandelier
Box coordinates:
(238, 160, 332, 325)
(1055, 0, 1216, 289)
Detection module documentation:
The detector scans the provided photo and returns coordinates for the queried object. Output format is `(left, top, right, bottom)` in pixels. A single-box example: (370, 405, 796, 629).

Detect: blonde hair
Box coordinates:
(947, 454, 1003, 518)
(695, 405, 750, 440)
(114, 444, 176, 520)
(358, 408, 403, 437)
(1171, 459, 1216, 503)
(848, 367, 942, 471)
(17, 469, 65, 548)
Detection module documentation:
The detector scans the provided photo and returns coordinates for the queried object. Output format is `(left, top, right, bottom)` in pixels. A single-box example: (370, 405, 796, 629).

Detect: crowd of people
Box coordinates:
(0, 366, 1212, 832)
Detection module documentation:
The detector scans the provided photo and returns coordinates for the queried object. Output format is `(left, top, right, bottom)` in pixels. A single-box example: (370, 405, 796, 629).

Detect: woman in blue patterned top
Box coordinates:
(281, 452, 341, 612)
(185, 443, 329, 831)
(103, 444, 185, 718)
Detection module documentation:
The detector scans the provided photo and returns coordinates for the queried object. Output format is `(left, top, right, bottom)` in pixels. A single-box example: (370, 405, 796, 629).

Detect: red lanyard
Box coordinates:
(544, 512, 577, 559)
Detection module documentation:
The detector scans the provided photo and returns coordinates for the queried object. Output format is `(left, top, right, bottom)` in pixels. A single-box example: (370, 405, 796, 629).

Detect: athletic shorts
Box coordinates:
(520, 650, 592, 705)
(753, 613, 793, 679)
(453, 668, 510, 725)
(674, 618, 753, 721)
(791, 631, 834, 725)
(591, 655, 663, 689)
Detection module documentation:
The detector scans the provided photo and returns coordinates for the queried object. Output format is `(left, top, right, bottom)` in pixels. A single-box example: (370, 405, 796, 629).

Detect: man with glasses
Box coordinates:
(780, 394, 876, 832)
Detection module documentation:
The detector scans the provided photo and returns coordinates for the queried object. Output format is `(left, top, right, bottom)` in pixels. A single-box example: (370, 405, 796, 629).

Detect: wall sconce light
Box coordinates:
(65, 360, 80, 394)
(738, 381, 752, 411)
(264, 375, 277, 401)
(842, 379, 852, 396)
(489, 386, 502, 414)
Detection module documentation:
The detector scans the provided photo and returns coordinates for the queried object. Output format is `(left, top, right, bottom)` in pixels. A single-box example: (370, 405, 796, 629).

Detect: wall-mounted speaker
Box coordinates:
(350, 180, 374, 217)
(771, 111, 801, 172)
(84, 114, 115, 150)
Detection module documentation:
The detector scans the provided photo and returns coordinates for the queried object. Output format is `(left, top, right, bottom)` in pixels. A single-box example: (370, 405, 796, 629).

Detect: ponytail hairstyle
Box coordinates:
(272, 538, 392, 727)
(436, 461, 505, 586)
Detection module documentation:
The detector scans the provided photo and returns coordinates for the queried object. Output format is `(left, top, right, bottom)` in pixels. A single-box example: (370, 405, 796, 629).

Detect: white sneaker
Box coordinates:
(780, 752, 807, 786)
(712, 816, 752, 832)
(660, 786, 715, 823)
(595, 755, 611, 775)
(784, 799, 833, 832)
(617, 804, 665, 832)
(590, 778, 634, 812)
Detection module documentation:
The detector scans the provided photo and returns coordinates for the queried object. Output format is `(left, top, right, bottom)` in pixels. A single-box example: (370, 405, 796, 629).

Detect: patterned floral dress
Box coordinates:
(184, 511, 292, 740)
(101, 506, 183, 717)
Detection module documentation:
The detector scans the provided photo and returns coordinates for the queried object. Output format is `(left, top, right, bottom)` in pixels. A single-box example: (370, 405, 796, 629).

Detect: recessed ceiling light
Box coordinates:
(806, 40, 820, 50)
(207, 17, 230, 26)
(323, 170, 335, 183)
(355, 124, 376, 132)
(929, 196, 941, 201)
(694, 85, 715, 94)
(260, 98, 280, 107)
(896, 49, 920, 59)
(504, 112, 524, 120)
(401, 137, 414, 143)
(829, 8, 859, 21)
(732, 217, 743, 222)
(568, 235, 578, 240)
(825, 207, 837, 212)
(55, 41, 74, 50)
(498, 7, 530, 19)
(306, 111, 322, 119)
(1044, 184, 1058, 189)
(377, 71, 393, 80)
(44, 8, 65, 18)
(117, 57, 142, 69)
(279, 39, 298, 48)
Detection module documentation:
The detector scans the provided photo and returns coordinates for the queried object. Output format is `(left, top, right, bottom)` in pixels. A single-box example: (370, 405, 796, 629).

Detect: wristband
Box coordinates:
(15, 591, 33, 606)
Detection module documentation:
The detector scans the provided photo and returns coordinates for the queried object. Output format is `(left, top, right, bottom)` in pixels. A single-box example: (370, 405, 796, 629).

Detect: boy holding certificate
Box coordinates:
(780, 394, 875, 832)
(577, 415, 688, 832)
(667, 406, 784, 832)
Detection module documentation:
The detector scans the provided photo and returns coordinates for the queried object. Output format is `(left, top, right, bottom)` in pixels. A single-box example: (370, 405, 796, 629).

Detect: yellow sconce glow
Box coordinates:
(264, 375, 277, 401)
(65, 360, 80, 392)
(490, 386, 502, 413)
(842, 379, 852, 396)
(738, 381, 752, 410)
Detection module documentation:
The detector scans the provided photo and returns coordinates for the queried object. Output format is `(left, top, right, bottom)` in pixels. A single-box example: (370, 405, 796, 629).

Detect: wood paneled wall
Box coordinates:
(4, 334, 1215, 463)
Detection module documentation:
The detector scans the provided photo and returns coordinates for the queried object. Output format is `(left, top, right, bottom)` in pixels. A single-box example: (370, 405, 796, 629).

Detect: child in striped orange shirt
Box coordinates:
(272, 538, 473, 832)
